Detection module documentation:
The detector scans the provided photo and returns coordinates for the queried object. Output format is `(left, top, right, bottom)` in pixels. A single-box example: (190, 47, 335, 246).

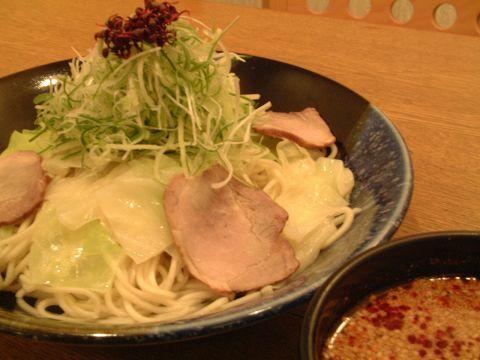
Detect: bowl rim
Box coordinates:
(0, 56, 413, 344)
(300, 230, 480, 360)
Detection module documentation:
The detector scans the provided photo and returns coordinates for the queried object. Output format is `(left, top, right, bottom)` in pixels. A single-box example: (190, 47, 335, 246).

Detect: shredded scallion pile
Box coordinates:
(33, 16, 273, 187)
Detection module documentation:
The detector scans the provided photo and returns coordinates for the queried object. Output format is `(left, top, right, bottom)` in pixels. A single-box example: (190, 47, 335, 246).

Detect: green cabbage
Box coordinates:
(0, 130, 50, 158)
(29, 211, 123, 292)
(0, 225, 16, 240)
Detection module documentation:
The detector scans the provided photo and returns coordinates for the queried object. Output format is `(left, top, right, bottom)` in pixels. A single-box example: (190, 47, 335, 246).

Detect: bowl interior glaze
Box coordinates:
(0, 56, 412, 344)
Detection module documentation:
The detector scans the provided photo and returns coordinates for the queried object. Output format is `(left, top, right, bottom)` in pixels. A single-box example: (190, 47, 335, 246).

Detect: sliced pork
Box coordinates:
(163, 165, 299, 293)
(253, 107, 336, 149)
(0, 151, 48, 224)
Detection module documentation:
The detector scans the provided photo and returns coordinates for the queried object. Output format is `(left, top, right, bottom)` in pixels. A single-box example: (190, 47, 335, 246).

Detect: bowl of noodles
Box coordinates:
(0, 1, 412, 344)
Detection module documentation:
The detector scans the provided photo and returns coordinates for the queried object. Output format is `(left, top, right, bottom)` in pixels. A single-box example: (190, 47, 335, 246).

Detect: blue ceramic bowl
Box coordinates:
(0, 56, 412, 344)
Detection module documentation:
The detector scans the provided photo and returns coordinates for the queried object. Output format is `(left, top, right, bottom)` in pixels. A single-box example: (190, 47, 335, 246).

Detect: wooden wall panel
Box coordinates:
(266, 0, 480, 36)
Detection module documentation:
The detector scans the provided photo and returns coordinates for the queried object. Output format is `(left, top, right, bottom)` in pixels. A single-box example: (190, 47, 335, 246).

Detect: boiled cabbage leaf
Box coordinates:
(96, 156, 181, 263)
(43, 157, 181, 264)
(29, 210, 123, 292)
(275, 148, 354, 245)
(0, 225, 16, 240)
(0, 130, 49, 158)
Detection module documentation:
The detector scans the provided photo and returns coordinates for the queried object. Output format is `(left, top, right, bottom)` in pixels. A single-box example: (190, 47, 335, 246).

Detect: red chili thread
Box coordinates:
(95, 1, 183, 59)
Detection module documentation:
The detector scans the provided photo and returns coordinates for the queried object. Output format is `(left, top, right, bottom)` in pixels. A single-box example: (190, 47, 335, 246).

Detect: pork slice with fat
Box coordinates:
(0, 151, 48, 225)
(163, 165, 299, 293)
(253, 107, 336, 148)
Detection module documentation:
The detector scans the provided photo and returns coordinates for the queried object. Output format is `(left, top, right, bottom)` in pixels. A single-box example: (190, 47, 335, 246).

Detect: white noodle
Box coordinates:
(1, 153, 357, 324)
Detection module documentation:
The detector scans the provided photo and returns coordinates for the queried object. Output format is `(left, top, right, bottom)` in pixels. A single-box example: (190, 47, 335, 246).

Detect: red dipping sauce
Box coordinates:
(322, 277, 480, 359)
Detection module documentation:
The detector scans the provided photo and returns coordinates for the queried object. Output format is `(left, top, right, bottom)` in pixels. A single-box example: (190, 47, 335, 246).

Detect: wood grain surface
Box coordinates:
(0, 0, 479, 359)
(269, 0, 480, 36)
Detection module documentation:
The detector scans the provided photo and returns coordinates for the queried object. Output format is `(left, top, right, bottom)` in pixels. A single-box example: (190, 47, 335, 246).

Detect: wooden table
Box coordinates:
(0, 0, 479, 358)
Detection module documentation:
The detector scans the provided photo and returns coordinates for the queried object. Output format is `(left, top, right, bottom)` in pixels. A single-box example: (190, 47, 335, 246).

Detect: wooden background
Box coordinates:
(265, 0, 480, 36)
(0, 0, 479, 358)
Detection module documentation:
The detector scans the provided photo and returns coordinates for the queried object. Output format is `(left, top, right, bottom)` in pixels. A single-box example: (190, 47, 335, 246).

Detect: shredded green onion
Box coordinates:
(33, 17, 273, 184)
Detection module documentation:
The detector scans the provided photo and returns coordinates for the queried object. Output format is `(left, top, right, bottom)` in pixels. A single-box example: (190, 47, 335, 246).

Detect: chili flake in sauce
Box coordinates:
(322, 277, 480, 360)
